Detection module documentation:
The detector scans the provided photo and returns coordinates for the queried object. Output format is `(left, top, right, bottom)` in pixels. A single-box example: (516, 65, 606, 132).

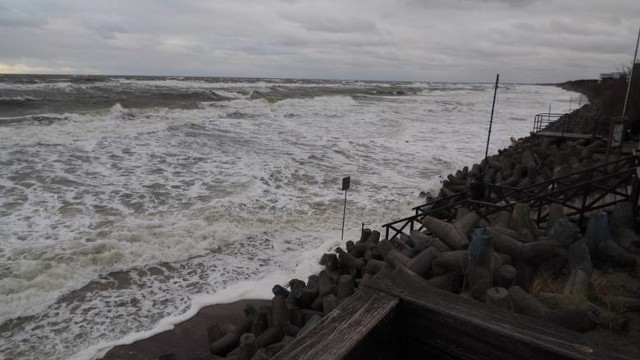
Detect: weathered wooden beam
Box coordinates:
(368, 268, 634, 360)
(271, 287, 399, 360)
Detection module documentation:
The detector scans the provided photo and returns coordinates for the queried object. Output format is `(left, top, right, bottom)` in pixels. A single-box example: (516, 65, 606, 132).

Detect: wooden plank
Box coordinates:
(367, 268, 634, 360)
(272, 287, 400, 360)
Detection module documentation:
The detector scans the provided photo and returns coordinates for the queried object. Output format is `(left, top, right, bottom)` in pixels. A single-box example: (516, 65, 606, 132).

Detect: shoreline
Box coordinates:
(102, 299, 270, 360)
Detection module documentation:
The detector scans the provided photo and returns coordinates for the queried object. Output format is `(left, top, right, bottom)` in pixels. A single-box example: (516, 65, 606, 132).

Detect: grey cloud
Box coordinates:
(0, 0, 639, 82)
(0, 1, 48, 28)
(400, 0, 535, 10)
(82, 17, 130, 40)
(476, 0, 536, 7)
(282, 14, 379, 34)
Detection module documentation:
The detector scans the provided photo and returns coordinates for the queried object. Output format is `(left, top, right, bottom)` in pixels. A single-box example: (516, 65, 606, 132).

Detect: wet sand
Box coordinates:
(101, 299, 270, 360)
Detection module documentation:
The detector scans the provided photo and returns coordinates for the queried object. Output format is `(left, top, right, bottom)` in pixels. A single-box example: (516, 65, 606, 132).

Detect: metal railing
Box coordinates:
(382, 155, 640, 240)
(532, 112, 605, 137)
(532, 113, 566, 133)
(484, 155, 638, 203)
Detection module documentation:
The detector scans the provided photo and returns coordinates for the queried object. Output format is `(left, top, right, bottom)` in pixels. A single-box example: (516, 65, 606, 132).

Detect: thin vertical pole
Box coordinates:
(341, 188, 347, 240)
(623, 25, 640, 117)
(484, 74, 500, 167)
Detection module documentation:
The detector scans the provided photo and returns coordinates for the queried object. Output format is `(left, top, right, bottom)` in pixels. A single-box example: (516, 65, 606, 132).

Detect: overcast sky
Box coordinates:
(0, 0, 638, 82)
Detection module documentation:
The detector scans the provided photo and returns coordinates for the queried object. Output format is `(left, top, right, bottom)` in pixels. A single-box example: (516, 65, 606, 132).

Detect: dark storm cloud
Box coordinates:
(0, 0, 638, 82)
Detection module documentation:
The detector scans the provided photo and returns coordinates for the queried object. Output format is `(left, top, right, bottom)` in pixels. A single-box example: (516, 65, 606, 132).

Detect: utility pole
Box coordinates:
(623, 25, 640, 118)
(484, 74, 500, 169)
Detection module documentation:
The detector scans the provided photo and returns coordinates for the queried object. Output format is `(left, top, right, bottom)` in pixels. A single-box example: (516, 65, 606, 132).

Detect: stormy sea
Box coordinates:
(0, 74, 583, 359)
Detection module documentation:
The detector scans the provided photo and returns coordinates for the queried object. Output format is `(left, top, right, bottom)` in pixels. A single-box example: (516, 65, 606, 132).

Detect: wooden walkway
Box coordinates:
(273, 268, 635, 360)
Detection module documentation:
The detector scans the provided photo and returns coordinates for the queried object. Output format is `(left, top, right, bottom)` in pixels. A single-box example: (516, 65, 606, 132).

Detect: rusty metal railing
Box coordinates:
(383, 155, 640, 240)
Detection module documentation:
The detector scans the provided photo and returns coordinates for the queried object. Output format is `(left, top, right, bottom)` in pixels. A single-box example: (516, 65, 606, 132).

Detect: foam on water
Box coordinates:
(70, 233, 338, 360)
(0, 79, 583, 359)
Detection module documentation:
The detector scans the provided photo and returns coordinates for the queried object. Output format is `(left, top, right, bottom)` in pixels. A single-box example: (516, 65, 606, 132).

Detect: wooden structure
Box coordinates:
(383, 154, 640, 240)
(272, 267, 634, 360)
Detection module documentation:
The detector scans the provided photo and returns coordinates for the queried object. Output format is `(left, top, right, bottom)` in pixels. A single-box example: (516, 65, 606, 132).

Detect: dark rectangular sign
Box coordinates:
(342, 176, 350, 191)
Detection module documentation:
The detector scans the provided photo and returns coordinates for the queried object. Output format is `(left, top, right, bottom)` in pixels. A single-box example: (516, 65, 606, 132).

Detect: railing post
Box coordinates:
(579, 182, 590, 226)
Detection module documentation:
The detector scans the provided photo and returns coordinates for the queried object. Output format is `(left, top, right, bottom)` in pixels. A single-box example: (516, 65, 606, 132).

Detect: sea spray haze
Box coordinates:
(0, 75, 582, 359)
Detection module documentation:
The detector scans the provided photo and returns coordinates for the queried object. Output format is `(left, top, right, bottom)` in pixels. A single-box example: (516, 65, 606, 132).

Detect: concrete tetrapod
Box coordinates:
(546, 218, 581, 248)
(432, 250, 468, 275)
(466, 228, 495, 300)
(336, 275, 355, 303)
(494, 264, 517, 289)
(492, 210, 512, 229)
(422, 211, 478, 250)
(237, 333, 258, 360)
(585, 211, 637, 267)
(610, 202, 640, 254)
(539, 294, 629, 333)
(508, 285, 549, 319)
(510, 202, 540, 242)
(407, 247, 440, 279)
(563, 240, 592, 299)
(487, 228, 562, 264)
(409, 229, 451, 252)
(485, 287, 513, 311)
(385, 247, 412, 269)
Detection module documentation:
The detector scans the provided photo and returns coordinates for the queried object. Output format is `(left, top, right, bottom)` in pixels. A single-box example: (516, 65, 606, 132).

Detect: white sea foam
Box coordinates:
(110, 77, 397, 90)
(70, 234, 338, 360)
(0, 96, 40, 101)
(0, 82, 71, 91)
(0, 80, 582, 360)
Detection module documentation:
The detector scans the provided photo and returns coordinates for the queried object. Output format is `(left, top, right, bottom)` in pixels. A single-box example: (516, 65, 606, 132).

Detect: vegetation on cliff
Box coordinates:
(558, 63, 640, 136)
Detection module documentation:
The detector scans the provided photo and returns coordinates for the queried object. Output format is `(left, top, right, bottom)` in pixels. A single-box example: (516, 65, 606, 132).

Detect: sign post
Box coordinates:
(341, 176, 350, 241)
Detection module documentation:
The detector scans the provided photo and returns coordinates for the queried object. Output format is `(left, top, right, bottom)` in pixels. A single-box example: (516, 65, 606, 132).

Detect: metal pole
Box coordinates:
(623, 24, 640, 117)
(484, 74, 500, 167)
(341, 188, 347, 240)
